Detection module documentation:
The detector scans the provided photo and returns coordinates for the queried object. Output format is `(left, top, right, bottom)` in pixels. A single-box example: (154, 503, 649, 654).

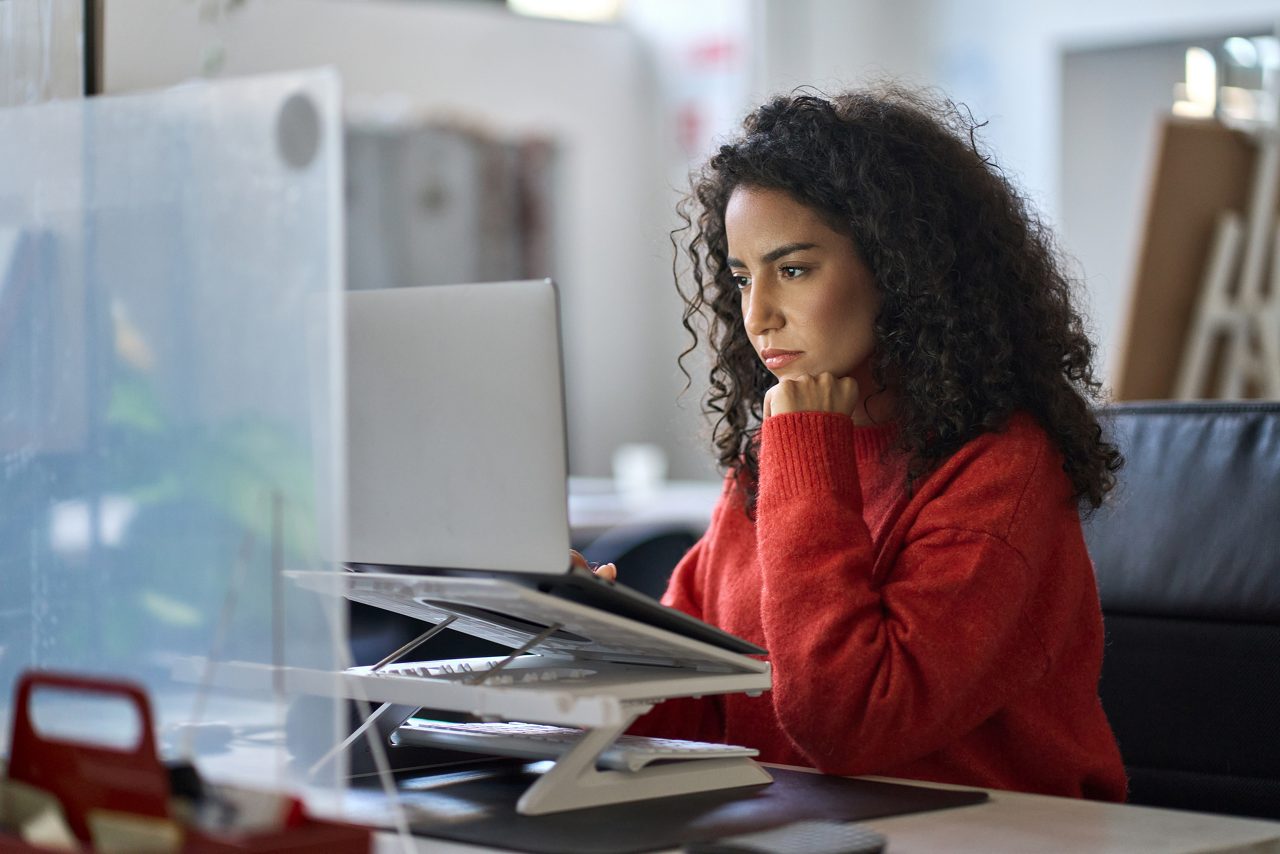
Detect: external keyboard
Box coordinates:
(395, 720, 758, 773)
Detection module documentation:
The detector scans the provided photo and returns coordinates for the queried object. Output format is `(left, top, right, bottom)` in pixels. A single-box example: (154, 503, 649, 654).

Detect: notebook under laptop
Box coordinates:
(344, 280, 764, 659)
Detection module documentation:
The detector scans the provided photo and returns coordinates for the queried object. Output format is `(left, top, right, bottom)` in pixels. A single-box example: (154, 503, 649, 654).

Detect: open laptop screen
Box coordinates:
(345, 280, 767, 658)
(345, 280, 571, 574)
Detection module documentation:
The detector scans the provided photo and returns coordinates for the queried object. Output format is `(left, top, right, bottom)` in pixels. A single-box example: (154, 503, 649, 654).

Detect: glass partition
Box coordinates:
(0, 69, 347, 795)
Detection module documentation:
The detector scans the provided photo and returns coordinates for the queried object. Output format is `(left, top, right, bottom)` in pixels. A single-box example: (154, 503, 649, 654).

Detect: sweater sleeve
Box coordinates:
(626, 536, 727, 741)
(755, 412, 1049, 775)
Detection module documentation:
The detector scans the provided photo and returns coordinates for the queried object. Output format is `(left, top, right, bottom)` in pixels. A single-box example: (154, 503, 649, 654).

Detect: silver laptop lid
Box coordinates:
(345, 280, 570, 574)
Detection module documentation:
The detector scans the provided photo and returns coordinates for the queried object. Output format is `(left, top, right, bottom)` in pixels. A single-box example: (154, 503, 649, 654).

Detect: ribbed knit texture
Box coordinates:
(631, 411, 1127, 802)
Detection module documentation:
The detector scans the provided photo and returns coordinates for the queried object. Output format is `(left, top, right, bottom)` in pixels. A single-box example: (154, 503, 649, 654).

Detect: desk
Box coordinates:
(173, 692, 1280, 853)
(370, 770, 1280, 854)
(856, 776, 1280, 853)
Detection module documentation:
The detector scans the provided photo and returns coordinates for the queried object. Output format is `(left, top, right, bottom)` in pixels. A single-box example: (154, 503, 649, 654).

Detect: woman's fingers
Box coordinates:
(766, 372, 860, 418)
(571, 549, 618, 582)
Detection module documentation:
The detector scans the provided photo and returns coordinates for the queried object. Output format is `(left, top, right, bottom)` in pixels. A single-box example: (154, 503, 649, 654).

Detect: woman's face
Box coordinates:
(725, 185, 883, 395)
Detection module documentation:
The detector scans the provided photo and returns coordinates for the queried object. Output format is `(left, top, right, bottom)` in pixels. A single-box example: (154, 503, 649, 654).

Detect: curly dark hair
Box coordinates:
(675, 86, 1122, 514)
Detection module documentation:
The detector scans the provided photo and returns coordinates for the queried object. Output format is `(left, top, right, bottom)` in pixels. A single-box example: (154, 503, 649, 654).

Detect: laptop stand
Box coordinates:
(486, 711, 771, 815)
(183, 570, 773, 815)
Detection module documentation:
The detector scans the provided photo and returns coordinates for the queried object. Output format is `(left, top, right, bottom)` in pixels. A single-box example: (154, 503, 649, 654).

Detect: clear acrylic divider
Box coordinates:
(0, 69, 350, 805)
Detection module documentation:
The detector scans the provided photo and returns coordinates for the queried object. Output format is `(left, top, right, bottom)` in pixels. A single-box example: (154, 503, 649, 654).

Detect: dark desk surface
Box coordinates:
(359, 763, 984, 854)
(368, 765, 1280, 854)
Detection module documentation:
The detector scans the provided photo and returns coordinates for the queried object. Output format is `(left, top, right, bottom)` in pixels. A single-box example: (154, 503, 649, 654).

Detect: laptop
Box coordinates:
(343, 280, 765, 660)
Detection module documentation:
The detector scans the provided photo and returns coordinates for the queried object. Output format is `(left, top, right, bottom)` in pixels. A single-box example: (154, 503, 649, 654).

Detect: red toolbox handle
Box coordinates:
(7, 670, 172, 844)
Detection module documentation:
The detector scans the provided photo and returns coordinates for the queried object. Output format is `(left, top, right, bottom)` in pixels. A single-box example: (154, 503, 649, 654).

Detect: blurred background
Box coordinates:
(3, 0, 1279, 815)
(6, 0, 1280, 485)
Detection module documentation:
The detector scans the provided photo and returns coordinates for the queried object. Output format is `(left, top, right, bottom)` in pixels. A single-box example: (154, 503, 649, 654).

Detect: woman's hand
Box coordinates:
(570, 549, 617, 582)
(763, 372, 860, 419)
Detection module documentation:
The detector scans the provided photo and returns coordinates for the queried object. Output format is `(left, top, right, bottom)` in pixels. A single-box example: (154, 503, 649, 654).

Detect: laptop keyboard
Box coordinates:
(395, 720, 758, 772)
(370, 661, 597, 686)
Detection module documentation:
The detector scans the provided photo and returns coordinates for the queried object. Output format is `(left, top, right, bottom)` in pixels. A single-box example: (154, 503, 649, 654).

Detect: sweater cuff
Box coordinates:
(759, 412, 859, 502)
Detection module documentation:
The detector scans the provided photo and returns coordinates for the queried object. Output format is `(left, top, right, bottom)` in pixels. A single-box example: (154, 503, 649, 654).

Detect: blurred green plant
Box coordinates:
(87, 314, 330, 671)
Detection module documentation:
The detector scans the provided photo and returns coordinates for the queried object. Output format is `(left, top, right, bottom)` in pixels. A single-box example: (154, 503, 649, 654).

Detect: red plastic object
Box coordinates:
(3, 670, 371, 853)
(8, 670, 171, 844)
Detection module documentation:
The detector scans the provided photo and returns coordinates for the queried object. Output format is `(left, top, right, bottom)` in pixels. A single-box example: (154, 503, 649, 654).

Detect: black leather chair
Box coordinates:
(1083, 401, 1280, 819)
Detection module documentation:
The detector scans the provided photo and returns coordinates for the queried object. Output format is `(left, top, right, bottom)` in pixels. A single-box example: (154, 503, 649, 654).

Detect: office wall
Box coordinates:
(0, 0, 83, 105)
(922, 0, 1280, 216)
(754, 0, 932, 99)
(103, 0, 701, 479)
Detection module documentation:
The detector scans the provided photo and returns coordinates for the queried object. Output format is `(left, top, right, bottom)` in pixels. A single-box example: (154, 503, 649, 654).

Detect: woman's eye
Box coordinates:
(780, 266, 805, 279)
(732, 275, 751, 290)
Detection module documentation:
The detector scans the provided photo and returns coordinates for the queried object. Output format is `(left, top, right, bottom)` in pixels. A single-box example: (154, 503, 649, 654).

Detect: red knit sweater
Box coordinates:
(631, 411, 1127, 801)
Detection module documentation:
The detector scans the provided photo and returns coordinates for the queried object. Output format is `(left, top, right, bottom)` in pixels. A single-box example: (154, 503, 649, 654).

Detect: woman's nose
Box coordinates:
(743, 285, 782, 335)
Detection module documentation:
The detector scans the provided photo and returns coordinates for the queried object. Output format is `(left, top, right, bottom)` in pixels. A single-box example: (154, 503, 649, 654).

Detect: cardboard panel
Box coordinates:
(1115, 118, 1257, 400)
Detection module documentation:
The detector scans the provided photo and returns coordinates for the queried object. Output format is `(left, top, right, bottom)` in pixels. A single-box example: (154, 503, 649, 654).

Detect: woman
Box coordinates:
(624, 87, 1127, 801)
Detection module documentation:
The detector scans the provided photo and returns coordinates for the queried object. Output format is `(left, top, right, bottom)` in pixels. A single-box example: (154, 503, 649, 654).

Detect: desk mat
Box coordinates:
(362, 762, 987, 854)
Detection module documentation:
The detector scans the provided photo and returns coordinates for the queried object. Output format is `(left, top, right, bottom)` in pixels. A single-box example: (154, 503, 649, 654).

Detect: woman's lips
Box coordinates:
(761, 349, 803, 370)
